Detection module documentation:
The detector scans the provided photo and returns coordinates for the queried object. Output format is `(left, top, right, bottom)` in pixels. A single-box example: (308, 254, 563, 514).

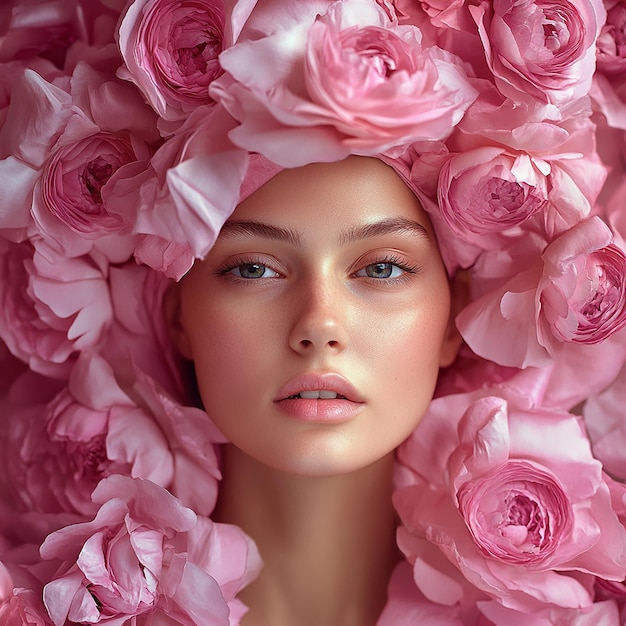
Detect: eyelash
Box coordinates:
(216, 254, 419, 284)
(352, 254, 419, 284)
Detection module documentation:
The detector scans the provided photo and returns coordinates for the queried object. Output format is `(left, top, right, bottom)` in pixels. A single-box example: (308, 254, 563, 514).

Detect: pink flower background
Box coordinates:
(1, 0, 626, 624)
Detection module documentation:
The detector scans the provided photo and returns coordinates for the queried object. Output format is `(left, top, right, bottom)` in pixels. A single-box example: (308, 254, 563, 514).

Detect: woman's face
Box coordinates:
(170, 156, 458, 476)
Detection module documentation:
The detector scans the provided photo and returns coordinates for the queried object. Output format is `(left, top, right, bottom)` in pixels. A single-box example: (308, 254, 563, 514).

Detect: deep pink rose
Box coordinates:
(214, 0, 477, 166)
(396, 392, 626, 613)
(0, 0, 120, 68)
(0, 239, 112, 378)
(457, 217, 626, 367)
(40, 475, 257, 626)
(0, 561, 51, 626)
(470, 0, 605, 106)
(117, 0, 228, 123)
(597, 0, 626, 75)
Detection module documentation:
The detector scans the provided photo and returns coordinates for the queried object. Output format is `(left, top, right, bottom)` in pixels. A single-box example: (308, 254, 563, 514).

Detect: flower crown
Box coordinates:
(1, 0, 626, 624)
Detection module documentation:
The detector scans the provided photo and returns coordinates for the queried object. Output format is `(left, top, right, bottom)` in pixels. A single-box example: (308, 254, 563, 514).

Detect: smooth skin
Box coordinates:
(166, 155, 462, 626)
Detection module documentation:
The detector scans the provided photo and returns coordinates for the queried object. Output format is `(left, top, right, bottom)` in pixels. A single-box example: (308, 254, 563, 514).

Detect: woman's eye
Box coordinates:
(356, 262, 404, 279)
(230, 263, 279, 279)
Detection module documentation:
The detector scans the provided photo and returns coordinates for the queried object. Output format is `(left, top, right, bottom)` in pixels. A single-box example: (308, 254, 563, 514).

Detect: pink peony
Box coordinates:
(213, 0, 477, 166)
(117, 0, 229, 123)
(40, 475, 257, 626)
(0, 239, 112, 378)
(470, 0, 605, 107)
(457, 217, 626, 368)
(395, 392, 626, 613)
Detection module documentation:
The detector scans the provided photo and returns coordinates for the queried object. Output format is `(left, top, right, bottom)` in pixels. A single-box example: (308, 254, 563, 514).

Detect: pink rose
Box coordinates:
(396, 392, 626, 613)
(33, 131, 147, 242)
(436, 146, 548, 264)
(377, 561, 466, 626)
(117, 0, 228, 124)
(470, 0, 605, 106)
(0, 63, 155, 259)
(104, 105, 248, 279)
(596, 1, 626, 75)
(583, 362, 626, 482)
(105, 262, 185, 396)
(40, 475, 256, 626)
(123, 367, 227, 516)
(477, 597, 622, 625)
(0, 354, 175, 517)
(0, 561, 51, 626)
(213, 0, 477, 165)
(457, 217, 626, 368)
(0, 0, 119, 67)
(447, 87, 608, 242)
(0, 239, 112, 378)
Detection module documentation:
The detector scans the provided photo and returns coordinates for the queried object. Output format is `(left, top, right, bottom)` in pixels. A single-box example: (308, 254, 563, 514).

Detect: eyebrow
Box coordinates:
(218, 216, 431, 246)
(338, 217, 431, 246)
(218, 220, 302, 245)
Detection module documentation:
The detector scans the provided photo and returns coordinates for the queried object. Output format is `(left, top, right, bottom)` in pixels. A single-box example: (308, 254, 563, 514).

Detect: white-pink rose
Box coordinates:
(214, 0, 477, 165)
(470, 0, 606, 106)
(40, 475, 256, 626)
(396, 392, 626, 613)
(117, 0, 228, 124)
(457, 217, 626, 368)
(0, 239, 112, 378)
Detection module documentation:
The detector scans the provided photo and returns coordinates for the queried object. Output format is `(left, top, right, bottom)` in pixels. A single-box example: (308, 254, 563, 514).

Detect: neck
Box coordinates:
(213, 445, 399, 626)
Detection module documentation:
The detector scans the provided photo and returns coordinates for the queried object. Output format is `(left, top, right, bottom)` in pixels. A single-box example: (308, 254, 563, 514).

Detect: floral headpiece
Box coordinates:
(1, 0, 626, 624)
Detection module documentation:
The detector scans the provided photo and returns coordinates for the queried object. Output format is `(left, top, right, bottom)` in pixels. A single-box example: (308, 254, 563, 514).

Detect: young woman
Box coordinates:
(1, 1, 626, 625)
(166, 156, 463, 625)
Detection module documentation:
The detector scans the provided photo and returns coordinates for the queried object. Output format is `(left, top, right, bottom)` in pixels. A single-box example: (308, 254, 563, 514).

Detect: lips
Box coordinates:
(275, 372, 364, 403)
(274, 373, 365, 423)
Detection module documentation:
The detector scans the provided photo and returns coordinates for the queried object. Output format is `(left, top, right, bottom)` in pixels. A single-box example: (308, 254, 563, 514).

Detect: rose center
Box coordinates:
(580, 263, 620, 322)
(500, 493, 547, 552)
(80, 157, 114, 209)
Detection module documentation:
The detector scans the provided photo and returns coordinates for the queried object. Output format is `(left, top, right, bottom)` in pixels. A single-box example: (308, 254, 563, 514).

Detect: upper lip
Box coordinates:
(274, 373, 365, 403)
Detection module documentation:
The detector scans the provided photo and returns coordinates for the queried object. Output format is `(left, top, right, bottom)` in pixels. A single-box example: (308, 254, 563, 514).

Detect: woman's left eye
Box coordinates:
(355, 262, 405, 279)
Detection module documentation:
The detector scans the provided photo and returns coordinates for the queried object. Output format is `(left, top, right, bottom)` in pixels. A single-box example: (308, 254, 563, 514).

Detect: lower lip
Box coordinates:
(274, 398, 364, 423)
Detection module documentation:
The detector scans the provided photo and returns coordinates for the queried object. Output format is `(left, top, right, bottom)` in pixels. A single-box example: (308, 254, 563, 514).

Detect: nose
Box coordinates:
(288, 275, 349, 355)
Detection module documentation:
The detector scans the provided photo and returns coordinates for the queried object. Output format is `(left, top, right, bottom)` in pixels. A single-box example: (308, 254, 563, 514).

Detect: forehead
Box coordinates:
(230, 156, 432, 232)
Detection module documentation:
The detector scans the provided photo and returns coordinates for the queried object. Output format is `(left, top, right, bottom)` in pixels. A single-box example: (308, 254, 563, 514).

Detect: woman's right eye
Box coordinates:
(229, 263, 279, 279)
